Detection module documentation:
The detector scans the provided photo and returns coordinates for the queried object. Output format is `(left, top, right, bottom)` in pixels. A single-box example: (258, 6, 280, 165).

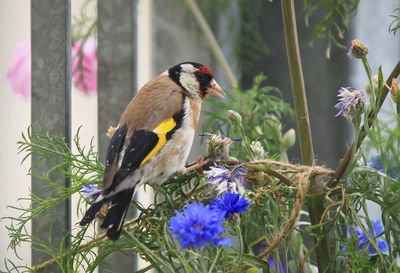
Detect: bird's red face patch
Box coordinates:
(195, 66, 214, 100)
(199, 66, 213, 77)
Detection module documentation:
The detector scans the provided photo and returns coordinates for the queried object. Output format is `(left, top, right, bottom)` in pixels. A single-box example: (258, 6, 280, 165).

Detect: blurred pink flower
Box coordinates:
(6, 38, 97, 98)
(71, 37, 97, 94)
(6, 39, 31, 98)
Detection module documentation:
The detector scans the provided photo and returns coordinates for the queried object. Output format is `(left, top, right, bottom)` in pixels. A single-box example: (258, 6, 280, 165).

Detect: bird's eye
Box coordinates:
(196, 72, 211, 85)
(197, 73, 205, 81)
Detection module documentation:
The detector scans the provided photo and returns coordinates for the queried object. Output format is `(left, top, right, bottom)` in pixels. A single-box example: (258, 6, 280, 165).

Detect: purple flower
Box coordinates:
(357, 220, 388, 255)
(210, 192, 249, 219)
(335, 87, 366, 122)
(258, 258, 287, 273)
(204, 164, 248, 195)
(267, 257, 286, 273)
(6, 39, 31, 98)
(341, 220, 388, 256)
(80, 183, 101, 203)
(168, 201, 231, 250)
(71, 37, 97, 94)
(369, 156, 398, 179)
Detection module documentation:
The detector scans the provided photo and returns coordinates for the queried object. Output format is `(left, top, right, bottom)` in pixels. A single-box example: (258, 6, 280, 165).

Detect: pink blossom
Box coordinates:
(6, 38, 97, 97)
(6, 39, 31, 98)
(71, 37, 97, 94)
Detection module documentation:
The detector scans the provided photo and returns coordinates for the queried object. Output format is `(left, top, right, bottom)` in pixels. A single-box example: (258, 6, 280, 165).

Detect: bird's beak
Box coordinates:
(207, 79, 225, 98)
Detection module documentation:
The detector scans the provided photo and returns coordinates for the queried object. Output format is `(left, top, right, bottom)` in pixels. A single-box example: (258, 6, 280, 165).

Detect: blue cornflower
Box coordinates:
(80, 183, 101, 203)
(258, 258, 287, 273)
(335, 87, 366, 122)
(204, 164, 248, 195)
(210, 192, 250, 219)
(369, 156, 398, 179)
(340, 221, 388, 256)
(168, 201, 231, 250)
(357, 220, 389, 255)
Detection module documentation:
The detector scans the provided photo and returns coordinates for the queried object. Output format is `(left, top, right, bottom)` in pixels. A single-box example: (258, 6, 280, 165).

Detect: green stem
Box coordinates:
(121, 229, 173, 273)
(234, 222, 244, 273)
(362, 57, 374, 93)
(199, 247, 208, 273)
(362, 200, 376, 238)
(345, 118, 362, 173)
(281, 1, 331, 272)
(281, 0, 314, 166)
(208, 247, 222, 273)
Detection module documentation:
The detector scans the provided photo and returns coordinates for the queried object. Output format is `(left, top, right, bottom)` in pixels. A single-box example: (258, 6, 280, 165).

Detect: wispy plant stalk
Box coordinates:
(184, 0, 237, 87)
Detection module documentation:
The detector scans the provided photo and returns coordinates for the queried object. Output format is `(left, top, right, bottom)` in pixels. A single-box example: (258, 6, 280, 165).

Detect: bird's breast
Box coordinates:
(126, 96, 199, 187)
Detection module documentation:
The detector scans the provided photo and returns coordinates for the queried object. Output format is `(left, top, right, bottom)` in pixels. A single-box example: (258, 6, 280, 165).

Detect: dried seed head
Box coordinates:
(206, 132, 232, 160)
(348, 39, 369, 59)
(107, 126, 116, 139)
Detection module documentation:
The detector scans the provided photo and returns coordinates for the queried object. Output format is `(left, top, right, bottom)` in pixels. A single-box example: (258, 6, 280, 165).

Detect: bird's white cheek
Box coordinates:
(179, 73, 199, 95)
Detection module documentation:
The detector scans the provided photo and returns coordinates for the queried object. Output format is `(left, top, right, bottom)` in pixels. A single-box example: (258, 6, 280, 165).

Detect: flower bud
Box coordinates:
(390, 78, 400, 103)
(254, 125, 263, 135)
(206, 133, 231, 160)
(365, 75, 378, 97)
(281, 129, 296, 149)
(227, 110, 243, 127)
(348, 39, 369, 59)
(250, 141, 265, 159)
(265, 114, 282, 136)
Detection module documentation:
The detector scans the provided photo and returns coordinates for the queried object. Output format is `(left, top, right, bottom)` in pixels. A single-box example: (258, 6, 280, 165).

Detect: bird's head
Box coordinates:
(166, 62, 225, 101)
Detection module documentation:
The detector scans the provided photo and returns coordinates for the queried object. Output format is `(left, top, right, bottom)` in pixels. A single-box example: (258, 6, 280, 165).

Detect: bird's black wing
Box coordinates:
(102, 107, 185, 195)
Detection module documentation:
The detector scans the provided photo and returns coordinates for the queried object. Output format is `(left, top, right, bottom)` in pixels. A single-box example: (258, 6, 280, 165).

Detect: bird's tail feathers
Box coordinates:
(79, 188, 135, 241)
(101, 189, 134, 240)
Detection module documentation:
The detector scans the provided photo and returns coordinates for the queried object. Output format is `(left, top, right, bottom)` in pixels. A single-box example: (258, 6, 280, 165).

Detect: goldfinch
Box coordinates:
(80, 62, 225, 240)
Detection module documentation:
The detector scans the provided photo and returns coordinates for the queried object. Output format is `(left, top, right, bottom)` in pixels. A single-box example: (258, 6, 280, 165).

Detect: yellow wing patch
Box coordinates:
(140, 118, 176, 166)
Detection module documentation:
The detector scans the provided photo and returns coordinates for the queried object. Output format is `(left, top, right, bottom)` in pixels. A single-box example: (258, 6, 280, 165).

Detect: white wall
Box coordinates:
(0, 0, 99, 270)
(0, 1, 31, 269)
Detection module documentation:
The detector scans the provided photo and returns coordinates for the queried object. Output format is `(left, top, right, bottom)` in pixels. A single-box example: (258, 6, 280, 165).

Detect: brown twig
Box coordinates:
(31, 218, 139, 271)
(187, 157, 295, 186)
(319, 186, 346, 225)
(228, 160, 294, 186)
(327, 61, 400, 188)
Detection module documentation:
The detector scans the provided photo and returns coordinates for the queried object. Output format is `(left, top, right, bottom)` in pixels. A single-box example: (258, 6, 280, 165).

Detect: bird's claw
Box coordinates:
(185, 155, 212, 173)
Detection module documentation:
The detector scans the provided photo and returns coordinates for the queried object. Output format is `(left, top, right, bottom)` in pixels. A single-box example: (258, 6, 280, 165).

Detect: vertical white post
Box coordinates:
(70, 2, 98, 273)
(136, 0, 154, 271)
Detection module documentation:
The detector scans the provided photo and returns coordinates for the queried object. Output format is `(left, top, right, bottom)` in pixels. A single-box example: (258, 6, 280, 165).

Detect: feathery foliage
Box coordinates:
(4, 1, 400, 272)
(304, 0, 360, 58)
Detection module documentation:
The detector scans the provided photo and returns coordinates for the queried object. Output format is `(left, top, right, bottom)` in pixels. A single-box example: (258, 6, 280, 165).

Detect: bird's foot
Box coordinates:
(185, 155, 212, 173)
